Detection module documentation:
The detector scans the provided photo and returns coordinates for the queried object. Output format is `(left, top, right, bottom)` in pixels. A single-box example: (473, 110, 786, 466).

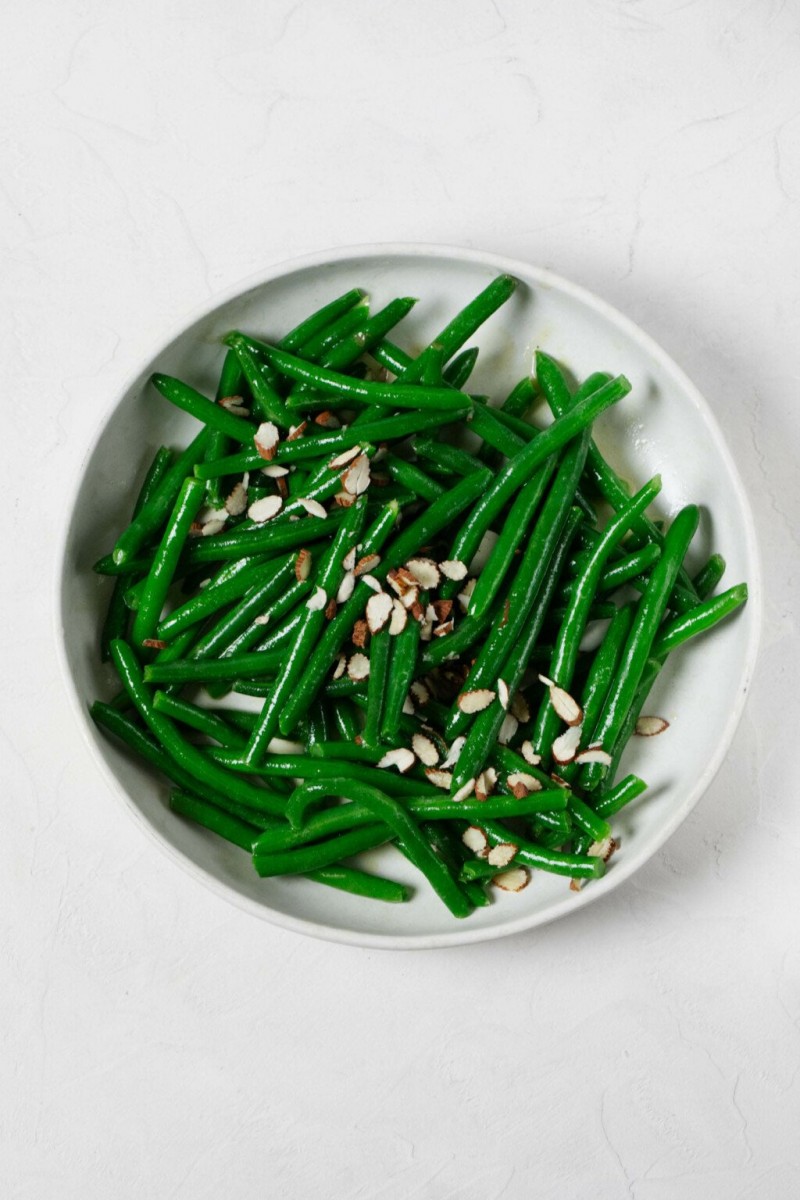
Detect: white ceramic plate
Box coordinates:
(57, 244, 761, 949)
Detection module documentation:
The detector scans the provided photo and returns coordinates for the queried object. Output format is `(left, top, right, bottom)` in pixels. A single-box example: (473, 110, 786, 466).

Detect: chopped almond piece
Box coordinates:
(493, 867, 530, 892)
(506, 771, 542, 797)
(352, 620, 369, 648)
(462, 826, 489, 855)
(366, 591, 393, 634)
(324, 597, 337, 620)
(452, 779, 476, 803)
(412, 733, 439, 767)
(388, 599, 407, 635)
(342, 547, 356, 572)
(354, 553, 381, 576)
(261, 464, 289, 478)
(332, 654, 347, 680)
(433, 619, 454, 638)
(219, 394, 249, 416)
(334, 490, 356, 507)
(510, 692, 531, 723)
(487, 842, 518, 868)
(254, 421, 280, 460)
(347, 653, 370, 681)
(225, 481, 248, 516)
(314, 410, 340, 429)
(142, 638, 168, 650)
(336, 572, 355, 604)
(377, 747, 415, 774)
(440, 559, 468, 581)
(425, 768, 452, 791)
(497, 679, 510, 711)
(498, 713, 519, 745)
(474, 767, 497, 802)
(552, 724, 583, 764)
(574, 747, 613, 766)
(441, 736, 465, 768)
(520, 740, 541, 766)
(406, 557, 440, 589)
(588, 836, 618, 862)
(361, 575, 382, 593)
(306, 587, 327, 612)
(410, 681, 430, 706)
(286, 421, 308, 441)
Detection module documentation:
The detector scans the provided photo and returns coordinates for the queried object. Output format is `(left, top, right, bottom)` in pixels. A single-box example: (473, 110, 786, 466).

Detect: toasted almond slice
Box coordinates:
(497, 679, 510, 711)
(425, 767, 452, 791)
(412, 733, 439, 767)
(402, 694, 415, 715)
(329, 445, 361, 470)
(355, 553, 381, 577)
(347, 652, 370, 681)
(325, 597, 337, 620)
(406, 557, 440, 589)
(352, 619, 369, 648)
(433, 619, 454, 638)
(410, 681, 430, 706)
(419, 619, 433, 642)
(297, 498, 328, 519)
(457, 688, 495, 714)
(366, 591, 393, 634)
(474, 767, 497, 802)
(570, 878, 584, 893)
(315, 410, 341, 429)
(342, 453, 371, 495)
(441, 736, 466, 768)
(487, 841, 518, 868)
(538, 673, 555, 688)
(453, 778, 476, 803)
(389, 599, 407, 635)
(543, 679, 583, 726)
(334, 491, 357, 507)
(507, 771, 542, 797)
(332, 654, 347, 680)
(306, 586, 327, 612)
(261, 464, 289, 478)
(225, 481, 248, 516)
(386, 566, 417, 597)
(462, 826, 488, 855)
(440, 559, 468, 581)
(456, 578, 476, 613)
(361, 574, 382, 593)
(498, 713, 519, 745)
(635, 715, 670, 737)
(574, 747, 613, 766)
(550, 773, 570, 789)
(294, 549, 312, 582)
(520, 740, 542, 766)
(552, 724, 583, 765)
(401, 587, 420, 611)
(219, 394, 248, 414)
(336, 571, 355, 604)
(253, 614, 270, 626)
(510, 692, 531, 723)
(142, 638, 168, 650)
(286, 421, 308, 441)
(377, 747, 415, 774)
(342, 547, 357, 572)
(431, 599, 452, 622)
(589, 836, 618, 862)
(254, 421, 280, 460)
(248, 494, 283, 523)
(493, 866, 530, 892)
(201, 518, 227, 537)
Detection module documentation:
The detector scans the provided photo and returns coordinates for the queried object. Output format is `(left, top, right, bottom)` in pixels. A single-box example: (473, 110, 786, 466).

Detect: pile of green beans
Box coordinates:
(91, 276, 748, 917)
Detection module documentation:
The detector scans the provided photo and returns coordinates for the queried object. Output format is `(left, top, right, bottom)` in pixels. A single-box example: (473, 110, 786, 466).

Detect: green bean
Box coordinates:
(384, 455, 445, 502)
(144, 646, 283, 685)
(580, 505, 699, 790)
(183, 503, 350, 565)
(605, 658, 663, 786)
(380, 615, 421, 743)
(530, 476, 662, 759)
(294, 299, 370, 363)
(150, 374, 258, 444)
(468, 819, 604, 879)
(243, 498, 368, 764)
(501, 375, 537, 419)
(286, 779, 471, 917)
(651, 583, 748, 659)
(101, 446, 173, 659)
(207, 749, 440, 797)
(204, 348, 247, 507)
(106, 645, 288, 816)
(331, 699, 360, 741)
(152, 692, 247, 748)
(468, 401, 527, 457)
(363, 630, 392, 747)
(131, 477, 206, 647)
(566, 795, 611, 844)
(322, 297, 418, 371)
(594, 774, 648, 819)
(252, 824, 391, 877)
(191, 574, 312, 662)
(442, 346, 479, 389)
(280, 288, 367, 352)
(308, 741, 385, 764)
(306, 699, 331, 747)
(225, 334, 291, 425)
(112, 428, 211, 566)
(397, 274, 518, 383)
(224, 333, 472, 414)
(693, 553, 726, 600)
(158, 553, 294, 641)
(414, 438, 483, 479)
(304, 865, 410, 903)
(170, 788, 260, 851)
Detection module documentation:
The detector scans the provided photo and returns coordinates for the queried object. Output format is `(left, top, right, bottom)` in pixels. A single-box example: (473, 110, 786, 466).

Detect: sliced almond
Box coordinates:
(219, 394, 248, 415)
(457, 688, 495, 714)
(314, 410, 341, 429)
(306, 586, 327, 612)
(453, 778, 476, 803)
(433, 619, 454, 638)
(425, 768, 452, 791)
(500, 598, 510, 627)
(412, 733, 439, 767)
(552, 723, 583, 765)
(510, 692, 531, 723)
(332, 654, 347, 680)
(201, 518, 226, 537)
(253, 613, 270, 626)
(254, 421, 280, 460)
(225, 481, 248, 516)
(261, 464, 289, 478)
(402, 587, 421, 612)
(377, 747, 415, 774)
(487, 842, 518, 868)
(402, 694, 416, 715)
(366, 591, 393, 634)
(329, 445, 361, 470)
(589, 836, 618, 862)
(507, 771, 542, 797)
(474, 767, 498, 802)
(635, 715, 670, 737)
(493, 866, 530, 892)
(406, 557, 440, 589)
(520, 740, 541, 767)
(354, 553, 381, 577)
(386, 566, 417, 598)
(410, 681, 430, 706)
(325, 597, 337, 620)
(347, 652, 370, 681)
(462, 826, 489, 855)
(441, 736, 465, 768)
(297, 498, 328, 519)
(574, 747, 613, 767)
(336, 571, 355, 604)
(294, 549, 312, 582)
(498, 713, 519, 745)
(440, 559, 468, 582)
(352, 619, 369, 648)
(361, 574, 382, 593)
(388, 599, 407, 635)
(539, 675, 583, 726)
(497, 679, 510, 711)
(142, 638, 168, 650)
(286, 421, 308, 441)
(248, 494, 283, 523)
(456, 578, 477, 612)
(334, 490, 357, 507)
(342, 453, 371, 495)
(342, 547, 357, 572)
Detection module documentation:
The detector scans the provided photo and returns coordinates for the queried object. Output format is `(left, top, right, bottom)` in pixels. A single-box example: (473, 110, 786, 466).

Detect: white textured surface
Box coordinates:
(2, 1, 798, 1196)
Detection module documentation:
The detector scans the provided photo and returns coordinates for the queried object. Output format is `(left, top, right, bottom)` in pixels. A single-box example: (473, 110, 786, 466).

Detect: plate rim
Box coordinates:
(54, 241, 763, 949)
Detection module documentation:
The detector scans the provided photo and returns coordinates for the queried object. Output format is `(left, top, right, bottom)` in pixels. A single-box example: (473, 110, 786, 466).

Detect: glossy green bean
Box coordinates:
(150, 374, 258, 444)
(414, 438, 483, 479)
(131, 477, 206, 647)
(191, 574, 312, 662)
(363, 630, 392, 747)
(380, 616, 421, 743)
(397, 274, 517, 384)
(280, 288, 367, 352)
(322, 297, 418, 371)
(170, 788, 260, 851)
(467, 819, 604, 879)
(651, 583, 747, 659)
(594, 773, 648, 819)
(384, 455, 445, 502)
(225, 334, 291, 425)
(252, 824, 392, 877)
(183, 503, 349, 565)
(152, 692, 248, 747)
(693, 553, 726, 600)
(442, 346, 479, 389)
(158, 554, 293, 641)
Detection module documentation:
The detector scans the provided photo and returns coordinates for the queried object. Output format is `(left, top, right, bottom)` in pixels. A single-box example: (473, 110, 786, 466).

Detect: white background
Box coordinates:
(2, 1, 799, 1196)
